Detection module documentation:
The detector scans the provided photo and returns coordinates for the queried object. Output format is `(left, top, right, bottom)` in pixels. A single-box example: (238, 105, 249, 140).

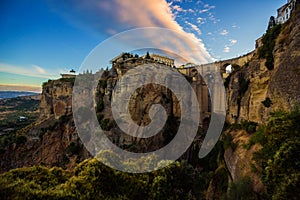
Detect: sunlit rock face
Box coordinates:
(40, 79, 73, 120)
(226, 5, 300, 124)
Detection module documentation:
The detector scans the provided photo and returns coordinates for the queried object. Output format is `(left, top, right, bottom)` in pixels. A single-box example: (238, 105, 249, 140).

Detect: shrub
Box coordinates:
(240, 120, 257, 133)
(226, 176, 257, 200)
(244, 126, 267, 150)
(97, 113, 104, 122)
(15, 135, 27, 144)
(251, 109, 300, 198)
(222, 133, 235, 150)
(262, 97, 272, 108)
(258, 24, 282, 70)
(99, 80, 107, 89)
(59, 77, 75, 84)
(66, 142, 80, 156)
(96, 98, 104, 112)
(100, 118, 115, 131)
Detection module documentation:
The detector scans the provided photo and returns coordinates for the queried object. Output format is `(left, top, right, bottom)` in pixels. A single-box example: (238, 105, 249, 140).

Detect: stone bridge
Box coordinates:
(177, 51, 255, 125)
(178, 50, 254, 76)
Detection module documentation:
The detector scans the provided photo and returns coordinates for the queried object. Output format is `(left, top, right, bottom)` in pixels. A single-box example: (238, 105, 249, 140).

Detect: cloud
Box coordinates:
(197, 17, 206, 24)
(223, 46, 230, 53)
(0, 84, 42, 92)
(207, 12, 219, 24)
(33, 65, 46, 74)
(49, 0, 213, 64)
(203, 4, 216, 9)
(199, 9, 209, 13)
(220, 29, 229, 36)
(187, 8, 195, 13)
(0, 63, 59, 79)
(173, 5, 185, 12)
(185, 21, 202, 35)
(230, 39, 237, 45)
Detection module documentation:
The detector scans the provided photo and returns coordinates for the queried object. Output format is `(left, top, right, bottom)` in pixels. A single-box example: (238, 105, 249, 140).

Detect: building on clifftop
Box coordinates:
(61, 69, 76, 78)
(276, 0, 297, 24)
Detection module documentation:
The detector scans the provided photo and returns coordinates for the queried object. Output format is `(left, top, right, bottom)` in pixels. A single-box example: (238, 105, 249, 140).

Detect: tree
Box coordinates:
(145, 51, 151, 59)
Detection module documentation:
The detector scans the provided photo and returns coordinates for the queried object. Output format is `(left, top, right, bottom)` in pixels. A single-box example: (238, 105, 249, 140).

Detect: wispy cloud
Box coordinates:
(33, 65, 46, 74)
(0, 84, 42, 92)
(203, 4, 216, 9)
(185, 21, 202, 35)
(197, 17, 206, 25)
(223, 46, 230, 53)
(49, 0, 213, 64)
(229, 39, 237, 45)
(0, 63, 59, 79)
(173, 5, 185, 12)
(199, 9, 209, 13)
(232, 24, 240, 29)
(207, 12, 219, 24)
(220, 29, 229, 36)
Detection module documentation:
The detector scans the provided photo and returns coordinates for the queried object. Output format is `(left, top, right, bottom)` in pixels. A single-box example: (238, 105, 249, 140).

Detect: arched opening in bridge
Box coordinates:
(225, 64, 232, 73)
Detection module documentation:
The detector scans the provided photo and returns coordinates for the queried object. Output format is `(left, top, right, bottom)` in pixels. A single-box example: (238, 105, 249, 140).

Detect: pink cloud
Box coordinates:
(114, 0, 212, 63)
(50, 0, 213, 64)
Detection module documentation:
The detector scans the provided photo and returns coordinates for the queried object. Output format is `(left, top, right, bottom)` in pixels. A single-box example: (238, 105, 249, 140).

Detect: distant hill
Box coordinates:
(0, 91, 40, 100)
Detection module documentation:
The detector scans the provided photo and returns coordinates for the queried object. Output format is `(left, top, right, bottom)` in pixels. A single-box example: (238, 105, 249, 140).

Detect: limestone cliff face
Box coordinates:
(224, 2, 300, 195)
(226, 58, 272, 124)
(223, 129, 264, 193)
(96, 63, 193, 153)
(226, 2, 300, 124)
(40, 79, 73, 119)
(269, 4, 300, 111)
(0, 78, 89, 173)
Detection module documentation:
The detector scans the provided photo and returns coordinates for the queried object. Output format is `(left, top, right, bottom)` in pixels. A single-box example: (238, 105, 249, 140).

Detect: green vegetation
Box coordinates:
(100, 118, 116, 131)
(0, 133, 27, 153)
(226, 120, 257, 134)
(261, 97, 273, 108)
(222, 133, 236, 150)
(0, 97, 39, 112)
(96, 98, 104, 112)
(244, 126, 267, 150)
(99, 79, 107, 89)
(97, 113, 104, 122)
(0, 97, 39, 152)
(224, 176, 258, 200)
(0, 97, 39, 131)
(0, 151, 209, 199)
(66, 142, 80, 156)
(59, 77, 76, 85)
(258, 24, 282, 70)
(145, 51, 151, 59)
(249, 109, 300, 199)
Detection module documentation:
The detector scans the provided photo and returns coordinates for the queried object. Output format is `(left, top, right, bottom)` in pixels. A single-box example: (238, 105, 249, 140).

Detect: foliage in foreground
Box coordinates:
(0, 152, 208, 200)
(251, 109, 300, 199)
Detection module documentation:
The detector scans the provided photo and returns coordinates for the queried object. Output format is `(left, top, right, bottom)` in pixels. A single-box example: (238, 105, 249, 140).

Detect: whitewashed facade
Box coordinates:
(276, 0, 297, 24)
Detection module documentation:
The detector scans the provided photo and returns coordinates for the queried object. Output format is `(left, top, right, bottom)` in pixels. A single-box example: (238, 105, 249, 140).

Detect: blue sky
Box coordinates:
(0, 0, 287, 91)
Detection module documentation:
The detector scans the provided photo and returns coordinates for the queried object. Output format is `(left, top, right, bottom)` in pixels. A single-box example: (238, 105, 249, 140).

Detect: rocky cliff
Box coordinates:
(0, 78, 89, 173)
(222, 1, 300, 196)
(226, 3, 300, 124)
(0, 3, 299, 199)
(40, 79, 74, 119)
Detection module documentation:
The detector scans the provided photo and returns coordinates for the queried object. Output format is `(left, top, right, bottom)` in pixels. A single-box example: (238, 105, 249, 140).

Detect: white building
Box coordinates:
(276, 0, 297, 24)
(149, 54, 175, 67)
